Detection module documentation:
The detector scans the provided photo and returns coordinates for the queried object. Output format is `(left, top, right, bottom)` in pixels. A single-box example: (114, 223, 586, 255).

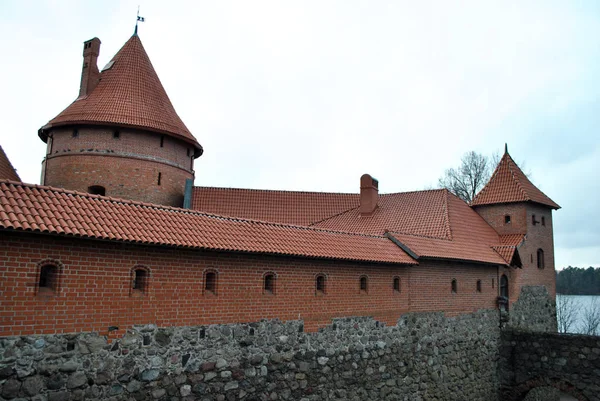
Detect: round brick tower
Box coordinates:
(38, 34, 202, 207)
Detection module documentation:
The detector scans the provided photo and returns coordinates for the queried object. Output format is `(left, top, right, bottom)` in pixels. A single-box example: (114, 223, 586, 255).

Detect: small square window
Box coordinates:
(504, 215, 511, 224)
(113, 131, 120, 139)
(72, 129, 79, 138)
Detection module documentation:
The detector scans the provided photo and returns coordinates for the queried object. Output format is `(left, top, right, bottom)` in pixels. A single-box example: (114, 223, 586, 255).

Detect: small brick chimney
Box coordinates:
(360, 173, 379, 216)
(78, 37, 101, 99)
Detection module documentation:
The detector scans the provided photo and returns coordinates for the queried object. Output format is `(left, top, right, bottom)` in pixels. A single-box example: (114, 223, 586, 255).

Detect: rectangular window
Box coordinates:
(542, 216, 546, 226)
(504, 215, 511, 224)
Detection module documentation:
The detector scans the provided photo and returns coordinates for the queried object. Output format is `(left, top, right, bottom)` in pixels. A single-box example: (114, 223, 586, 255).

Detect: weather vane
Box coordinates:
(134, 6, 145, 35)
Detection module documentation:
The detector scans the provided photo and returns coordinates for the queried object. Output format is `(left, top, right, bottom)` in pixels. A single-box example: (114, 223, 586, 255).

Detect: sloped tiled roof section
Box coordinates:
(471, 151, 559, 209)
(0, 180, 415, 265)
(40, 35, 201, 152)
(0, 146, 20, 182)
(492, 245, 522, 267)
(192, 186, 512, 266)
(389, 192, 508, 265)
(313, 190, 452, 239)
(192, 187, 359, 226)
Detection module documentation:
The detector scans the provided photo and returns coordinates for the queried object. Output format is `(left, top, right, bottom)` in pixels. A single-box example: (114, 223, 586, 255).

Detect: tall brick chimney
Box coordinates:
(78, 38, 101, 99)
(360, 174, 379, 216)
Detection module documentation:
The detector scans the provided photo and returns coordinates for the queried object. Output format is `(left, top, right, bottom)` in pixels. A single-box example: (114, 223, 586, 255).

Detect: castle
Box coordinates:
(0, 31, 559, 338)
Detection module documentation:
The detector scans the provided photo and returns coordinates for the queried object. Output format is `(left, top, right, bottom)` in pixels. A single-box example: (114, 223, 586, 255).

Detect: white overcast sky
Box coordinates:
(0, 1, 599, 269)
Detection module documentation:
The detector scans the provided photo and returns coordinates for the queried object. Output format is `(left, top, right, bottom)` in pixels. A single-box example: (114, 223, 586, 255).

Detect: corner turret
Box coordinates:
(38, 34, 202, 207)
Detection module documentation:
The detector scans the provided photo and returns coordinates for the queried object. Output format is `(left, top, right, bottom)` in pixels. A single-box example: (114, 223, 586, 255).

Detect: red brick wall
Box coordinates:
(41, 126, 195, 207)
(0, 232, 500, 337)
(474, 203, 557, 304)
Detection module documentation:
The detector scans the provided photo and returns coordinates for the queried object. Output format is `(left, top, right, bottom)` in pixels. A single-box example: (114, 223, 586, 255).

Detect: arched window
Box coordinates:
(88, 185, 106, 196)
(537, 249, 545, 269)
(264, 273, 275, 294)
(451, 279, 457, 294)
(359, 276, 368, 293)
(131, 267, 149, 294)
(315, 274, 326, 294)
(393, 277, 400, 292)
(38, 264, 59, 294)
(205, 271, 217, 294)
(476, 280, 482, 293)
(500, 275, 509, 298)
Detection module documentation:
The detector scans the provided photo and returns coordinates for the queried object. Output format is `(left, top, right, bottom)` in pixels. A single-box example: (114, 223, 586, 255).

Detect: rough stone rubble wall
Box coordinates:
(508, 286, 557, 332)
(0, 311, 501, 401)
(500, 331, 600, 401)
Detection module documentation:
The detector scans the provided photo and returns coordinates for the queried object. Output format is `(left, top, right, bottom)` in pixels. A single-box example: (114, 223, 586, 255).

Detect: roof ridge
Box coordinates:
(505, 153, 530, 202)
(441, 189, 453, 241)
(0, 179, 390, 240)
(389, 230, 454, 242)
(308, 205, 360, 226)
(195, 186, 357, 196)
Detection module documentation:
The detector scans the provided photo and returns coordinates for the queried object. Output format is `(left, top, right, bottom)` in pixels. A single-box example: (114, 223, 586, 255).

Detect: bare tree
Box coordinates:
(580, 298, 600, 336)
(556, 294, 579, 334)
(438, 151, 491, 203)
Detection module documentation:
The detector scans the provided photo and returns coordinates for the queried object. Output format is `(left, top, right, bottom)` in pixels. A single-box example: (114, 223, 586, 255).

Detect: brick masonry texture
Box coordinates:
(42, 126, 194, 207)
(0, 232, 500, 337)
(474, 202, 557, 307)
(0, 311, 502, 401)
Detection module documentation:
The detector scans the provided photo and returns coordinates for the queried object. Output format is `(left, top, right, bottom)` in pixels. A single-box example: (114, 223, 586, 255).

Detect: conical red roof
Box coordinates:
(471, 150, 559, 209)
(40, 35, 201, 153)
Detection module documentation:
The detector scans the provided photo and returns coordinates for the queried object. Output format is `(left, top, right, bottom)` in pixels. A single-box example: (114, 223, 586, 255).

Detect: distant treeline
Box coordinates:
(556, 267, 600, 295)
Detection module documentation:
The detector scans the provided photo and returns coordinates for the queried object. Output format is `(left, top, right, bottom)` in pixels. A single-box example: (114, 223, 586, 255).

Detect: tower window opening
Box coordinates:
(476, 280, 482, 293)
(264, 273, 275, 294)
(504, 215, 511, 224)
(88, 185, 105, 196)
(492, 278, 495, 288)
(537, 249, 545, 269)
(187, 148, 190, 157)
(532, 214, 537, 225)
(205, 271, 217, 294)
(160, 135, 164, 147)
(451, 279, 457, 294)
(157, 172, 162, 186)
(72, 129, 79, 138)
(542, 216, 546, 226)
(316, 274, 326, 294)
(113, 130, 120, 139)
(393, 277, 400, 292)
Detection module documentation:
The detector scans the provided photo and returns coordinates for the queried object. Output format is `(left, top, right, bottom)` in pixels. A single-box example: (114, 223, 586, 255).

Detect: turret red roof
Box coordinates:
(471, 151, 559, 209)
(0, 146, 20, 182)
(40, 35, 201, 153)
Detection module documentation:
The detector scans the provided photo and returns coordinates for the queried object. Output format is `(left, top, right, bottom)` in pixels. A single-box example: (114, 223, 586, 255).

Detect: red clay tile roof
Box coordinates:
(492, 245, 521, 267)
(0, 146, 20, 182)
(40, 35, 201, 153)
(0, 180, 414, 265)
(192, 186, 512, 266)
(192, 187, 359, 226)
(499, 234, 525, 247)
(387, 192, 507, 265)
(471, 151, 559, 209)
(313, 190, 452, 239)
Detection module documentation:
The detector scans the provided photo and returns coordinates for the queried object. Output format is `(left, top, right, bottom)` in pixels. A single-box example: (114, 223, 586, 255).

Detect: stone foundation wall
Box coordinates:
(508, 286, 557, 332)
(0, 310, 501, 401)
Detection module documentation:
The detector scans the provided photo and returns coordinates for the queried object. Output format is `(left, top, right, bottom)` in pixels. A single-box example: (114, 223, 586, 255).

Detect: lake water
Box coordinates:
(556, 295, 600, 334)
